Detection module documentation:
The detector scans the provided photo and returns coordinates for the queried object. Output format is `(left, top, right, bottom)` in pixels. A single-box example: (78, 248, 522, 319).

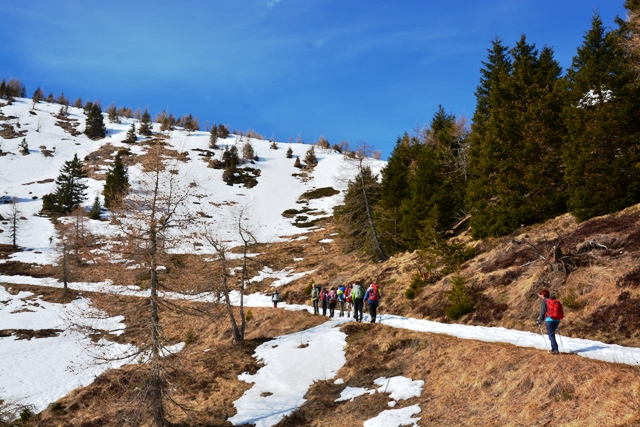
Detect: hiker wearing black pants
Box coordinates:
(320, 287, 328, 316)
(537, 289, 562, 354)
(351, 282, 365, 322)
(364, 283, 381, 323)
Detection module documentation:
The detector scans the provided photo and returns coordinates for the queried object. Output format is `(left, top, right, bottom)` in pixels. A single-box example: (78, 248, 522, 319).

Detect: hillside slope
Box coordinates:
(2, 97, 640, 426)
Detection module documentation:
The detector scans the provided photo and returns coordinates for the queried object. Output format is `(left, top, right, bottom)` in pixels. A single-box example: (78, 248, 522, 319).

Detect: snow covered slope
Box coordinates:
(0, 97, 385, 263)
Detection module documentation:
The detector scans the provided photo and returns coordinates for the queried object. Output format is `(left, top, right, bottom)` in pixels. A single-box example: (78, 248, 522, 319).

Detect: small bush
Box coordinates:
(445, 275, 475, 320)
(49, 401, 66, 415)
(561, 287, 586, 310)
(245, 309, 254, 322)
(404, 273, 426, 300)
(185, 330, 198, 346)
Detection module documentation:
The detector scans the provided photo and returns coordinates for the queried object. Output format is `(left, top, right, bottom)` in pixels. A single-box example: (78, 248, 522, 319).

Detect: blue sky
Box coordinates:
(0, 1, 628, 158)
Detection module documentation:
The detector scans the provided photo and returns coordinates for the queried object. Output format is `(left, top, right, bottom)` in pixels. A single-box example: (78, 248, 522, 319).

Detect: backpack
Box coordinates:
(368, 284, 380, 301)
(351, 284, 364, 299)
(545, 299, 564, 320)
(328, 290, 337, 303)
(337, 287, 345, 301)
(311, 287, 319, 299)
(345, 286, 352, 302)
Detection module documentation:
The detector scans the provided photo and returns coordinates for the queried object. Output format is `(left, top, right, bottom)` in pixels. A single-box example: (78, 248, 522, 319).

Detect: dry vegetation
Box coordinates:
(2, 162, 640, 425)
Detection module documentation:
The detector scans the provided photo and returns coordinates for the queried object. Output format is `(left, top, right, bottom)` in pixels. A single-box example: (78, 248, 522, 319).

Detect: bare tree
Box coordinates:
(202, 205, 257, 344)
(108, 144, 195, 426)
(5, 199, 23, 248)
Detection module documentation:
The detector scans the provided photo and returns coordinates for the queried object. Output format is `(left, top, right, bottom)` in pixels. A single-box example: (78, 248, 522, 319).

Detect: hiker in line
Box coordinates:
(337, 284, 346, 317)
(364, 283, 381, 323)
(311, 284, 320, 315)
(352, 282, 365, 322)
(345, 283, 353, 318)
(320, 287, 329, 316)
(537, 288, 563, 354)
(328, 287, 338, 317)
(272, 290, 281, 308)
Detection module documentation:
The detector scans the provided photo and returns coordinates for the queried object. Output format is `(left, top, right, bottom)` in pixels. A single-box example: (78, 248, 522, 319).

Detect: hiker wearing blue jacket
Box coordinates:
(337, 284, 346, 317)
(364, 283, 381, 323)
(537, 288, 563, 354)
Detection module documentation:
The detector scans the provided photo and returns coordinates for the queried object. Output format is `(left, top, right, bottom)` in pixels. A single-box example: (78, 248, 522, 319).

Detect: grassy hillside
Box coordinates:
(5, 203, 638, 426)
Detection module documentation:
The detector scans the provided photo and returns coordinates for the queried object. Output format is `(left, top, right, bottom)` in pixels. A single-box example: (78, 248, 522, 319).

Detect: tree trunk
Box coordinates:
(358, 161, 387, 262)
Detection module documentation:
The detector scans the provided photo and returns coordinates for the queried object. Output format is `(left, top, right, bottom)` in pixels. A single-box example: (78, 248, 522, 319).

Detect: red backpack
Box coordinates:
(546, 299, 564, 320)
(369, 284, 380, 301)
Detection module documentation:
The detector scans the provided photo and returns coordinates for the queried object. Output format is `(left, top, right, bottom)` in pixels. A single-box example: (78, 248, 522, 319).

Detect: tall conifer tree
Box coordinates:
(42, 154, 88, 213)
(562, 14, 640, 221)
(84, 103, 106, 139)
(467, 36, 566, 238)
(103, 153, 129, 208)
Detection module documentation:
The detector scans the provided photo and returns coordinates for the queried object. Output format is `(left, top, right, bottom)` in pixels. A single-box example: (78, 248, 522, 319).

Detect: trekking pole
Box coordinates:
(537, 322, 549, 351)
(557, 324, 565, 353)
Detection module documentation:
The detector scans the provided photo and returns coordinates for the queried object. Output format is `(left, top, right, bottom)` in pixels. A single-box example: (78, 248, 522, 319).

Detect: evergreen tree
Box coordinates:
(42, 154, 88, 214)
(89, 196, 101, 220)
(84, 103, 106, 139)
(379, 133, 415, 251)
(124, 123, 137, 144)
(103, 153, 129, 208)
(217, 124, 230, 139)
(334, 163, 387, 262)
(139, 108, 153, 136)
(32, 87, 44, 105)
(466, 36, 566, 238)
(305, 146, 318, 166)
(209, 124, 218, 148)
(562, 14, 640, 221)
(286, 146, 293, 158)
(222, 145, 240, 168)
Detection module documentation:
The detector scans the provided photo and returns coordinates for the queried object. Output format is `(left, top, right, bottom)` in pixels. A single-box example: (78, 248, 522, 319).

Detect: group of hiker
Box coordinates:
(273, 282, 565, 355)
(310, 282, 382, 323)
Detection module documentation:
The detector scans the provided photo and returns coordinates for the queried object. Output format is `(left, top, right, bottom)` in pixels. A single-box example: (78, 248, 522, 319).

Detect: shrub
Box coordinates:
(184, 330, 198, 346)
(404, 273, 426, 300)
(245, 309, 254, 321)
(561, 287, 586, 310)
(445, 275, 475, 320)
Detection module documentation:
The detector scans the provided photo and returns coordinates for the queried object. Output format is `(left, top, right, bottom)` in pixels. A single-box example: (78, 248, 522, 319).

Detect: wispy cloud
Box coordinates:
(262, 0, 282, 9)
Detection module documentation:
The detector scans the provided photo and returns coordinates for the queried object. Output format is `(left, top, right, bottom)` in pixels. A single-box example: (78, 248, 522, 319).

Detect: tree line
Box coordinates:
(336, 6, 640, 261)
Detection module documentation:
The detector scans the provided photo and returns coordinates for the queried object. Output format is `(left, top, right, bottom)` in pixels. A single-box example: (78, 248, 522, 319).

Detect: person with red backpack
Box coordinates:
(328, 287, 338, 317)
(345, 283, 353, 318)
(537, 288, 564, 354)
(364, 283, 382, 323)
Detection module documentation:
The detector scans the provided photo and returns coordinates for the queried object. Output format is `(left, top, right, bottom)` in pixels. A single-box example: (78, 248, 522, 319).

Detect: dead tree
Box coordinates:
(202, 205, 257, 344)
(6, 199, 22, 248)
(109, 144, 194, 427)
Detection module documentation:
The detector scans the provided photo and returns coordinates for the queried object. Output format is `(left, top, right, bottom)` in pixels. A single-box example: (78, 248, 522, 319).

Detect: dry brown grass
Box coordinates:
(14, 284, 327, 426)
(287, 323, 640, 427)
